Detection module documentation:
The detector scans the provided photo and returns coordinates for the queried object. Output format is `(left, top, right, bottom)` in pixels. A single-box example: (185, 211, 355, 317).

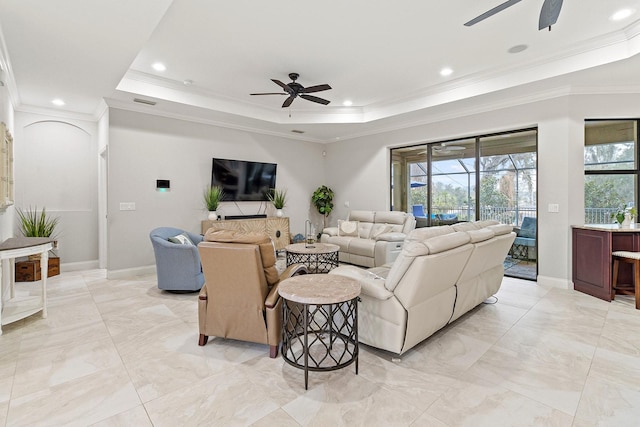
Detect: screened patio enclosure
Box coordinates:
(390, 129, 537, 280)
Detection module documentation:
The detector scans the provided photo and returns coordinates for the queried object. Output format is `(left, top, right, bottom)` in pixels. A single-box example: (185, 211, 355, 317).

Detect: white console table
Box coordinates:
(0, 237, 53, 335)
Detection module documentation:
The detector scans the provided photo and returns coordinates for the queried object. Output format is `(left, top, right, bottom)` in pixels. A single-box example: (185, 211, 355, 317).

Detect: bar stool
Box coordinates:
(611, 251, 640, 309)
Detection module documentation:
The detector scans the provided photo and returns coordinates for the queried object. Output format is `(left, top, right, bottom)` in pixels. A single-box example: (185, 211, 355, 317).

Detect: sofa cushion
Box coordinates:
(375, 211, 408, 225)
(407, 225, 453, 242)
(424, 231, 471, 254)
(487, 223, 513, 236)
(323, 235, 354, 252)
(349, 210, 376, 223)
(466, 228, 495, 243)
(384, 241, 431, 291)
(338, 220, 359, 237)
(475, 220, 500, 228)
(370, 223, 393, 239)
(348, 238, 377, 257)
(452, 222, 480, 232)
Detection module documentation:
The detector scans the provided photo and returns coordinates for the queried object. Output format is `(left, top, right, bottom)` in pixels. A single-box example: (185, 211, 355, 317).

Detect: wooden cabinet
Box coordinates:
(201, 217, 290, 250)
(572, 225, 640, 301)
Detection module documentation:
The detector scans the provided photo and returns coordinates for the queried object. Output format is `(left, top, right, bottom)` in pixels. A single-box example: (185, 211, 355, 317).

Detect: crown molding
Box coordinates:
(14, 103, 97, 122)
(104, 97, 326, 144)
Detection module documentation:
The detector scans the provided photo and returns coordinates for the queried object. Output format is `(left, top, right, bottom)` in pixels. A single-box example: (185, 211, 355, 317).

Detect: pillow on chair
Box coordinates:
(338, 220, 359, 237)
(168, 232, 195, 245)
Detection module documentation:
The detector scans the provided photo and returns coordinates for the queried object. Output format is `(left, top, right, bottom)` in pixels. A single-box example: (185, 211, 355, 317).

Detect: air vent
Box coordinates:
(133, 98, 156, 106)
(291, 129, 305, 134)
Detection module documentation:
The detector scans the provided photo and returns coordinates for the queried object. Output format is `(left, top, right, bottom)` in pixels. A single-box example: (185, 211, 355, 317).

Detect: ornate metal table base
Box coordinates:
(279, 274, 360, 390)
(282, 298, 358, 389)
(285, 243, 339, 274)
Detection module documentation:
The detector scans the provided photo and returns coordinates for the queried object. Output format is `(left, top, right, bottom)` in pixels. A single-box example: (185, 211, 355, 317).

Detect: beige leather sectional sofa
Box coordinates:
(320, 210, 416, 268)
(329, 220, 516, 355)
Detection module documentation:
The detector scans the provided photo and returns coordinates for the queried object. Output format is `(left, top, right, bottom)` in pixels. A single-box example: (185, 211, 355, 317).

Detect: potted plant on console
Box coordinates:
(15, 206, 60, 280)
(204, 185, 224, 220)
(267, 188, 287, 217)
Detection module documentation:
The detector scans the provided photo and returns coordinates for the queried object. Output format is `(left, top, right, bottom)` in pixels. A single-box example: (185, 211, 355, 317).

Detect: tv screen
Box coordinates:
(211, 158, 277, 201)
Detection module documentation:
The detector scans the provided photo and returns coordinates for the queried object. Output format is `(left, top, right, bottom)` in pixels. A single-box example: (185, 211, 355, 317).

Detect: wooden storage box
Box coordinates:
(15, 257, 60, 282)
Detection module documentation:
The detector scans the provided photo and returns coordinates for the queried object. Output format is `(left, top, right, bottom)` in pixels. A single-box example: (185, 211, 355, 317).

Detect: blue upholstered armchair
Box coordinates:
(150, 227, 204, 292)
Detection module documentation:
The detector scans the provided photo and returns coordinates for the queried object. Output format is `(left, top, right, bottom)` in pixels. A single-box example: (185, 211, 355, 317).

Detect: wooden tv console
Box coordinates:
(201, 217, 290, 251)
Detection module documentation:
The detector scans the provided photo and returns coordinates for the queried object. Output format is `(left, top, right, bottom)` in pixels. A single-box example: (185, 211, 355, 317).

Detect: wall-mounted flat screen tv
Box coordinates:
(211, 158, 277, 201)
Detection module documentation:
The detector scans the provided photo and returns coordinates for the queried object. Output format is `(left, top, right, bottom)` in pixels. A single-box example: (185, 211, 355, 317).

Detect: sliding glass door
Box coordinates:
(390, 128, 537, 280)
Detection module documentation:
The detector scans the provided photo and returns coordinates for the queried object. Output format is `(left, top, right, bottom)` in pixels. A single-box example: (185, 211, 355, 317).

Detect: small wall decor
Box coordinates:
(0, 122, 14, 209)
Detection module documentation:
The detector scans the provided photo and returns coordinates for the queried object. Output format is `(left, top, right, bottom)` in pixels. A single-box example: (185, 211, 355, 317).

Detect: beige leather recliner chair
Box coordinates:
(197, 229, 307, 358)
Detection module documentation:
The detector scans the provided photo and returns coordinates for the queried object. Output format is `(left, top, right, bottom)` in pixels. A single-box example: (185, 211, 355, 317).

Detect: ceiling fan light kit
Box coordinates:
(251, 73, 332, 108)
(465, 0, 563, 31)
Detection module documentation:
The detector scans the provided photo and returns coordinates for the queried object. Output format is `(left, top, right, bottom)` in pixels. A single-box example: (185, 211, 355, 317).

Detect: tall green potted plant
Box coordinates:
(204, 185, 225, 220)
(267, 188, 287, 217)
(312, 185, 334, 231)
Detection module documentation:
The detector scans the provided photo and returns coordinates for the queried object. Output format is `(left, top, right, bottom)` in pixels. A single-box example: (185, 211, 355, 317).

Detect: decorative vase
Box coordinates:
(208, 211, 217, 221)
(276, 209, 283, 217)
(622, 212, 633, 228)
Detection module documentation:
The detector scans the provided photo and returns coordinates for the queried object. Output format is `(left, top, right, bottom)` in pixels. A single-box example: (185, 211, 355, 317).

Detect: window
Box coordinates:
(584, 120, 639, 224)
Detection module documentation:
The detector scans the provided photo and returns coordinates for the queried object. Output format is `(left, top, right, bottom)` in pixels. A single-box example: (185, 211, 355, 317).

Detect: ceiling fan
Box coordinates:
(419, 144, 466, 156)
(250, 73, 332, 108)
(464, 0, 563, 31)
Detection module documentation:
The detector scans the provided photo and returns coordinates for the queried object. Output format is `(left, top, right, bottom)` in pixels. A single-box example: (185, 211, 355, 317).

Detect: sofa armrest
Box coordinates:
(322, 227, 339, 237)
(330, 266, 394, 300)
(374, 232, 406, 242)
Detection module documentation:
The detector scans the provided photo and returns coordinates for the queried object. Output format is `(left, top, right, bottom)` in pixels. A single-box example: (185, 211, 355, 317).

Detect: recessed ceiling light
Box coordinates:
(610, 8, 635, 21)
(152, 62, 166, 72)
(51, 99, 65, 106)
(343, 100, 353, 106)
(508, 44, 528, 54)
(440, 67, 453, 77)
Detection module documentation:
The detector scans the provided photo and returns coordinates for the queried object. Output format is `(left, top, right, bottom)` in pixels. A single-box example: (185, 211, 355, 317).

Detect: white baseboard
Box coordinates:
(107, 265, 155, 280)
(61, 260, 99, 272)
(537, 275, 572, 290)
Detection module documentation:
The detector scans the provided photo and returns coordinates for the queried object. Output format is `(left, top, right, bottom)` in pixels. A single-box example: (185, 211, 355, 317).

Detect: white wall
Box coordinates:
(13, 112, 99, 269)
(107, 108, 325, 274)
(323, 93, 640, 288)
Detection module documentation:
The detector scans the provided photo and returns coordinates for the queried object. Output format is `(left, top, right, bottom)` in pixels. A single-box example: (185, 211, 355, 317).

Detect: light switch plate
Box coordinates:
(548, 203, 559, 213)
(119, 202, 136, 211)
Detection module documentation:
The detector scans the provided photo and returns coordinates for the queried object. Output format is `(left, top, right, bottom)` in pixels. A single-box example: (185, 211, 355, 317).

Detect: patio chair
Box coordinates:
(511, 217, 537, 260)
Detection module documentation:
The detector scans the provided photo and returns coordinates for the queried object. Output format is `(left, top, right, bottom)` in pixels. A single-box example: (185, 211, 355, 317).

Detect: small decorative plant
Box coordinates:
(267, 188, 287, 209)
(203, 185, 225, 212)
(17, 206, 59, 238)
(611, 206, 637, 224)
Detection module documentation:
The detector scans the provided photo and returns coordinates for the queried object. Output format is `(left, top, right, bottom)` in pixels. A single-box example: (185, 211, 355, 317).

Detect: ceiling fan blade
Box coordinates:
(282, 96, 295, 108)
(464, 0, 522, 26)
(250, 92, 288, 96)
(300, 94, 330, 105)
(539, 0, 563, 30)
(301, 84, 332, 94)
(271, 79, 290, 91)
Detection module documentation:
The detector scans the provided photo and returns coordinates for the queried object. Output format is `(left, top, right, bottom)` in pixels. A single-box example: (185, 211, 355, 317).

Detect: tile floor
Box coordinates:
(1, 270, 639, 426)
